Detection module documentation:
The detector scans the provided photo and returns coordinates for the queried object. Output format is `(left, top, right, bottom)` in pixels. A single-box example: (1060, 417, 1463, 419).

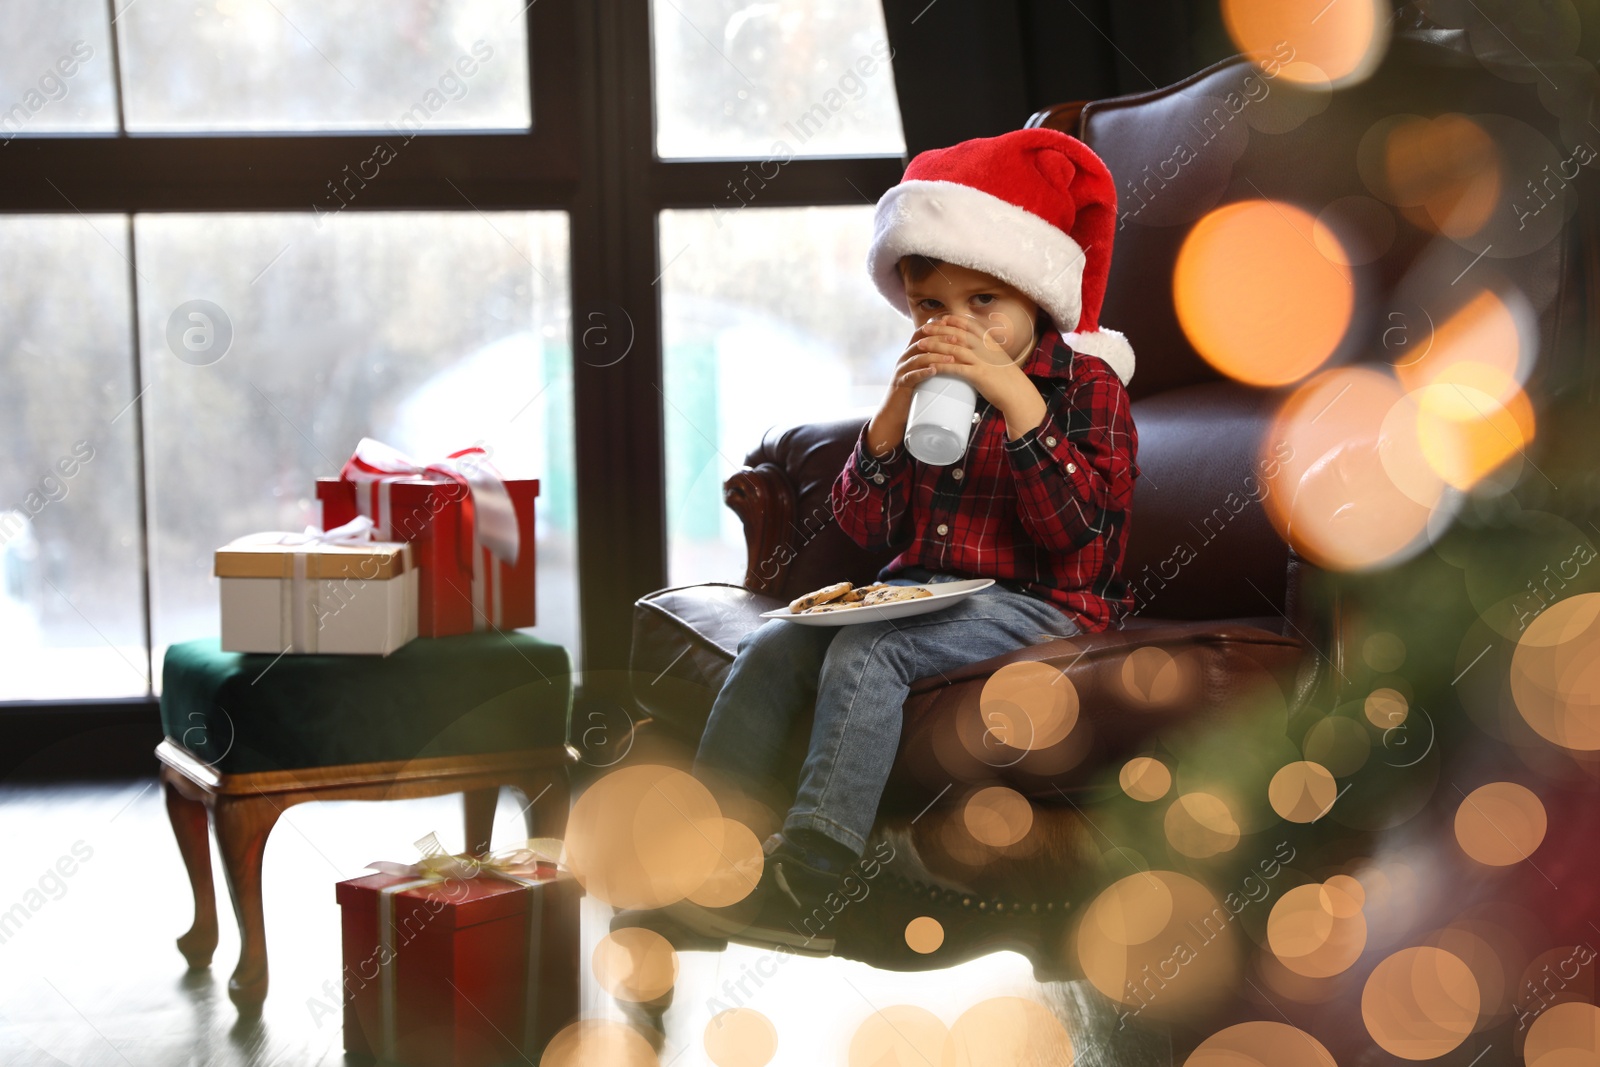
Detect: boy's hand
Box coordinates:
(865, 321, 953, 456)
(916, 315, 1047, 439)
(886, 320, 954, 400)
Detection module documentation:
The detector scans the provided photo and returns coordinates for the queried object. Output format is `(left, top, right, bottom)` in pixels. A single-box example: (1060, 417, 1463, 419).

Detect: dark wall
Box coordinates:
(880, 0, 1234, 155)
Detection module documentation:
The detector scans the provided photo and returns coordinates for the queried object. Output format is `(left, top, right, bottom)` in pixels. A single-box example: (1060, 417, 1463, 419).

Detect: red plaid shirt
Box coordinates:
(831, 329, 1138, 632)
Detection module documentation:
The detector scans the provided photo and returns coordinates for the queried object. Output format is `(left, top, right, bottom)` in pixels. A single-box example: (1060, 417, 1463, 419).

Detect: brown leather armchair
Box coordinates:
(624, 30, 1594, 979)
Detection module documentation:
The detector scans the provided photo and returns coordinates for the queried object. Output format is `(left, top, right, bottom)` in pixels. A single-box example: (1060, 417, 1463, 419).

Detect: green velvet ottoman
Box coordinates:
(156, 633, 576, 1013)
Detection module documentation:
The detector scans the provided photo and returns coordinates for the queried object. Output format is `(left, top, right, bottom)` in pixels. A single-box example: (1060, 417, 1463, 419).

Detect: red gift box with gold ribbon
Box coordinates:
(316, 439, 538, 637)
(335, 840, 579, 1067)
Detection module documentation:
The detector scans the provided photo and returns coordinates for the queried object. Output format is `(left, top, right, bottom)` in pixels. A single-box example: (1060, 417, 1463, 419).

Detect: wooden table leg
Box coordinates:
(463, 787, 499, 855)
(213, 792, 282, 1012)
(162, 771, 219, 968)
(513, 772, 568, 840)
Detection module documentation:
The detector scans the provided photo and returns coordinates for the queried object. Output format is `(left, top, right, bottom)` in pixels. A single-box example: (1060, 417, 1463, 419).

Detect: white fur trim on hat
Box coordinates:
(869, 179, 1086, 335)
(1060, 327, 1135, 386)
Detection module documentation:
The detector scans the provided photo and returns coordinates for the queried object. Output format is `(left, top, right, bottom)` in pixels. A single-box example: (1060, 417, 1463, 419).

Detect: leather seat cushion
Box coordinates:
(631, 584, 1306, 806)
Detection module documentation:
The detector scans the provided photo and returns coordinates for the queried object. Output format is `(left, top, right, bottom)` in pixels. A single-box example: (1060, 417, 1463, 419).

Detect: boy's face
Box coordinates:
(900, 259, 1040, 365)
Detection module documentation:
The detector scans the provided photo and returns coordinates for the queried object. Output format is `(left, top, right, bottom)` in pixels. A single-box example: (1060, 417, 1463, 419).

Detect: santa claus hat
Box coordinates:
(868, 127, 1134, 385)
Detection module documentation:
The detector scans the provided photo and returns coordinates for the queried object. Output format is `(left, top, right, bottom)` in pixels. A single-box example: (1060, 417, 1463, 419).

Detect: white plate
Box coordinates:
(762, 579, 996, 626)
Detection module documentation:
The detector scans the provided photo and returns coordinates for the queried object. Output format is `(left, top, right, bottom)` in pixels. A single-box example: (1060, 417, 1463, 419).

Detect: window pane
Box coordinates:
(652, 0, 904, 159)
(0, 0, 119, 135)
(117, 0, 530, 132)
(134, 211, 576, 680)
(0, 216, 147, 701)
(659, 206, 906, 586)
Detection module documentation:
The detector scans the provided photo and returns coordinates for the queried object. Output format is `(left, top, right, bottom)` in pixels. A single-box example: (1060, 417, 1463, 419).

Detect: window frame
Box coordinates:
(0, 0, 905, 744)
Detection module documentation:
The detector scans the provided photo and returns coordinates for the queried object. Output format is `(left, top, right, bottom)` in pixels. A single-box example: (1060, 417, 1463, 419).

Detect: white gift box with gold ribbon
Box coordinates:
(214, 516, 418, 656)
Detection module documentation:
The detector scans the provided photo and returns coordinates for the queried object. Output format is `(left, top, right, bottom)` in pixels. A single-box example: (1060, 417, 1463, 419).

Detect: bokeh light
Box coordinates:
(540, 1018, 659, 1067)
(848, 1005, 948, 1067)
(1510, 592, 1600, 751)
(1121, 756, 1173, 802)
(905, 916, 945, 954)
(1121, 646, 1189, 706)
(1361, 947, 1481, 1059)
(591, 927, 679, 1002)
(1166, 792, 1242, 858)
(942, 997, 1074, 1066)
(564, 764, 726, 909)
(1266, 881, 1367, 978)
(1362, 113, 1502, 237)
(1423, 923, 1513, 1026)
(686, 817, 764, 907)
(1323, 874, 1364, 906)
(1174, 199, 1354, 386)
(1364, 688, 1409, 729)
(1453, 782, 1548, 866)
(703, 1008, 778, 1067)
(1525, 1001, 1600, 1065)
(962, 786, 1034, 848)
(1264, 367, 1440, 571)
(1077, 871, 1242, 1017)
(1393, 287, 1534, 403)
(1412, 375, 1536, 491)
(1182, 1019, 1339, 1066)
(978, 661, 1078, 751)
(1221, 0, 1389, 86)
(1268, 761, 1339, 823)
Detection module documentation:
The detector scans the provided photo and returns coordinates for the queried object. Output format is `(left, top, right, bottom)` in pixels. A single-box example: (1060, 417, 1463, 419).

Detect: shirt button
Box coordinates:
(1044, 435, 1058, 448)
(871, 473, 885, 484)
(952, 468, 964, 480)
(972, 412, 981, 424)
(1066, 462, 1077, 474)
(936, 523, 949, 536)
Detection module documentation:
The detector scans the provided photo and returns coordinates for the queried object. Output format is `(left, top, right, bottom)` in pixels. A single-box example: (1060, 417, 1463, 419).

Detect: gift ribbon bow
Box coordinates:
(364, 832, 566, 883)
(230, 513, 378, 548)
(364, 833, 566, 1061)
(340, 438, 521, 568)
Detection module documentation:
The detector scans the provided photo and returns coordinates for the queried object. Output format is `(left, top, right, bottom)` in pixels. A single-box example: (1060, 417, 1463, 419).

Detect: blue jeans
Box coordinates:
(692, 568, 1080, 856)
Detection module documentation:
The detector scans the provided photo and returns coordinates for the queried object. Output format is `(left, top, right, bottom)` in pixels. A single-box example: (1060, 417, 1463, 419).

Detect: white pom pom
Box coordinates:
(1060, 327, 1135, 385)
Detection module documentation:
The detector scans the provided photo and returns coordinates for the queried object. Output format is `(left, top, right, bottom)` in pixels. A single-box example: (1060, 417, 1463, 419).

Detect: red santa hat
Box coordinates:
(868, 127, 1134, 384)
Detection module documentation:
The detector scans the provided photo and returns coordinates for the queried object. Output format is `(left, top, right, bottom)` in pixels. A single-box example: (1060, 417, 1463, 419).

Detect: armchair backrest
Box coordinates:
(733, 34, 1595, 624)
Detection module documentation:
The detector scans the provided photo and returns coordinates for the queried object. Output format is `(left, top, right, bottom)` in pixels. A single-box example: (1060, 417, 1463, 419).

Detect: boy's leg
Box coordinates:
(692, 618, 836, 819)
(782, 584, 1077, 857)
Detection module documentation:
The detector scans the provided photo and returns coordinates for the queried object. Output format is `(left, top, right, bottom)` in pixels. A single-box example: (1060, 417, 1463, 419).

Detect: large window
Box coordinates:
(1, 0, 906, 709)
(651, 2, 907, 587)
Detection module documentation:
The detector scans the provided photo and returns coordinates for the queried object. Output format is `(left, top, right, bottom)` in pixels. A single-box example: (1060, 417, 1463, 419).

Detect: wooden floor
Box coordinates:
(0, 780, 1173, 1066)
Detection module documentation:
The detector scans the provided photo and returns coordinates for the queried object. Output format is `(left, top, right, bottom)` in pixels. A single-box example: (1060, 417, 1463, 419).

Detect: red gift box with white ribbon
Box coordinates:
(316, 439, 538, 638)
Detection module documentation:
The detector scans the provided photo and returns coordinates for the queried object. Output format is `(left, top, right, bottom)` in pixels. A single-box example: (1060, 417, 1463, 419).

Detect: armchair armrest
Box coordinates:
(724, 462, 796, 596)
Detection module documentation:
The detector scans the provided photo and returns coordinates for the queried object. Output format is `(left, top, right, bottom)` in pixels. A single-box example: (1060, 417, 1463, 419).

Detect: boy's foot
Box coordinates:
(662, 834, 852, 957)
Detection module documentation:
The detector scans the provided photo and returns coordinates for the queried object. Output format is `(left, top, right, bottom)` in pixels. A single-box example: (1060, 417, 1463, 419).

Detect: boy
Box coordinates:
(672, 128, 1138, 954)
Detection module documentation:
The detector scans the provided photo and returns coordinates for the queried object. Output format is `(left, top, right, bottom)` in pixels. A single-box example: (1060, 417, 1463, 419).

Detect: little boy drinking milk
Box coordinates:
(672, 128, 1139, 954)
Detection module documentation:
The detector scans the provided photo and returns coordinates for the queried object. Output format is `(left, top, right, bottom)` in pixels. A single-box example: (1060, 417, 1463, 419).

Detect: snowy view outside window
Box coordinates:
(115, 0, 531, 132)
(659, 207, 908, 587)
(0, 218, 145, 699)
(652, 0, 904, 158)
(0, 0, 118, 134)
